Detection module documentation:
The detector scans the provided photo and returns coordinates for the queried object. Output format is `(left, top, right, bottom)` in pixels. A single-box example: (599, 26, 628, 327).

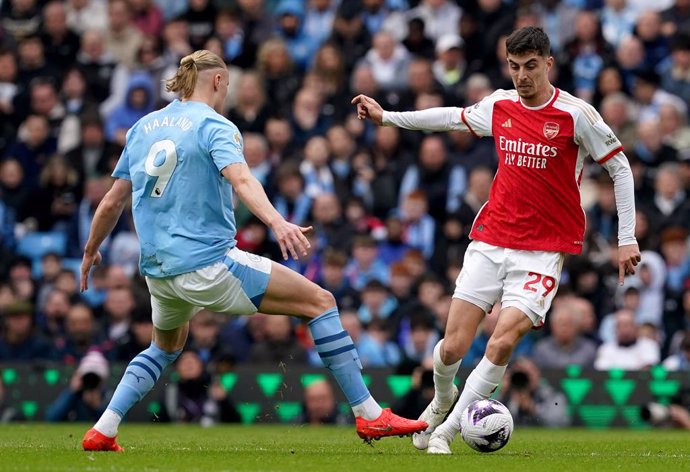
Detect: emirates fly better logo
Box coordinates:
(543, 122, 560, 139)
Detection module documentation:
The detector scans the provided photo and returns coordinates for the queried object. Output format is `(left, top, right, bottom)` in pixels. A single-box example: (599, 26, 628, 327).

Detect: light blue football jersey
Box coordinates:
(112, 99, 245, 278)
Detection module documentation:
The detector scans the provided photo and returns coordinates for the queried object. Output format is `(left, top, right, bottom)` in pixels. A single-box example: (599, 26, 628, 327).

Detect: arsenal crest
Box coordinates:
(543, 122, 559, 139)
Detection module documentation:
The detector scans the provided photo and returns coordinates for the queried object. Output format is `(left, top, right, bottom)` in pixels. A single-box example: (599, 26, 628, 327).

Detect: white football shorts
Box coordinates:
(453, 240, 565, 326)
(146, 247, 273, 330)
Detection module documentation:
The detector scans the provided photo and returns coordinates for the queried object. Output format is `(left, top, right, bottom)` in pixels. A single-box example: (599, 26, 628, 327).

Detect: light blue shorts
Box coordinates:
(146, 247, 273, 330)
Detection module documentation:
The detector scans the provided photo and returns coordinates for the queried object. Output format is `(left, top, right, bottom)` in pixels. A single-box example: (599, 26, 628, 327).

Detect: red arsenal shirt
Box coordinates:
(460, 88, 623, 254)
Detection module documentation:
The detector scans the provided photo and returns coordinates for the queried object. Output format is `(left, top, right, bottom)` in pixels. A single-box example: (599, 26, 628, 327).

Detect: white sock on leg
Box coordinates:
(94, 409, 122, 438)
(433, 340, 462, 405)
(439, 356, 506, 434)
(352, 395, 383, 420)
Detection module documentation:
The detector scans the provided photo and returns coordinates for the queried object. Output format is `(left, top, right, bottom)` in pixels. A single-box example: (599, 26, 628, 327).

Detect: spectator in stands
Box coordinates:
(601, 0, 637, 49)
(336, 309, 399, 368)
(616, 35, 646, 90)
(659, 103, 690, 151)
(398, 190, 435, 260)
(54, 302, 101, 363)
(227, 71, 269, 135)
(249, 315, 308, 364)
(661, 33, 690, 107)
(39, 288, 71, 340)
(264, 116, 296, 165)
(104, 71, 154, 146)
(402, 17, 435, 59)
(111, 306, 153, 363)
(45, 350, 110, 422)
(186, 310, 234, 366)
(633, 119, 679, 169)
(360, 31, 409, 92)
(398, 310, 439, 368)
(498, 358, 570, 427)
(5, 115, 56, 192)
(357, 279, 397, 326)
(645, 163, 690, 230)
(102, 286, 135, 344)
(330, 3, 372, 73)
(660, 227, 690, 294)
(257, 38, 301, 115)
(0, 300, 53, 360)
(76, 30, 117, 103)
(27, 77, 79, 153)
(634, 10, 669, 71)
(534, 301, 598, 369)
(298, 379, 350, 425)
(1, 0, 41, 42)
(65, 0, 108, 35)
(239, 133, 273, 197)
(105, 0, 144, 69)
(29, 155, 80, 232)
(560, 10, 615, 102)
(272, 162, 311, 227)
(318, 249, 360, 310)
(326, 125, 356, 186)
(65, 114, 117, 184)
(664, 330, 690, 370)
(102, 36, 177, 119)
(345, 234, 389, 291)
(0, 159, 27, 219)
(661, 0, 690, 36)
(41, 1, 80, 71)
(275, 0, 320, 71)
(311, 192, 354, 253)
(290, 87, 331, 146)
(129, 0, 165, 38)
(399, 135, 466, 222)
(595, 309, 660, 370)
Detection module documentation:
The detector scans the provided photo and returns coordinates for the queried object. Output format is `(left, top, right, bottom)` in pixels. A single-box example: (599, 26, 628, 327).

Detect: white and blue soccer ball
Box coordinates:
(460, 399, 514, 453)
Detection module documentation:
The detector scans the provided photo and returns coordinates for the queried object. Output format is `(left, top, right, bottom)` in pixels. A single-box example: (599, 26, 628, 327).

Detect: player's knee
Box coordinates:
(486, 333, 517, 362)
(307, 288, 336, 318)
(441, 335, 471, 362)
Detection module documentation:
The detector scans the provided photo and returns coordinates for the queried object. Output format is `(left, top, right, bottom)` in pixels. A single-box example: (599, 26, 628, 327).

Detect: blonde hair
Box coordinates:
(165, 50, 226, 99)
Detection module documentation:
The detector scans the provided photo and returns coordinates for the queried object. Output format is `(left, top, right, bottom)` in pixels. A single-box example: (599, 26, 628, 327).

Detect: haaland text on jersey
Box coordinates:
(142, 115, 193, 134)
(499, 136, 558, 169)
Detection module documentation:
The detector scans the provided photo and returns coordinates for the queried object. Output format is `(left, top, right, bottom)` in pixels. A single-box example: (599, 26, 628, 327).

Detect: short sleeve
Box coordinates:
(575, 107, 624, 165)
(112, 129, 133, 180)
(460, 89, 511, 138)
(203, 115, 245, 172)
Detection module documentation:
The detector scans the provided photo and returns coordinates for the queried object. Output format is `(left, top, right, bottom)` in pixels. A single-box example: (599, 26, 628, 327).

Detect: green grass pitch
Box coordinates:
(0, 424, 687, 471)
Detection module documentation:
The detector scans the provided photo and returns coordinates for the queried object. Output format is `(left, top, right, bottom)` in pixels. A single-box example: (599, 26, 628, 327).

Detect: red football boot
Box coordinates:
(82, 428, 124, 452)
(356, 408, 429, 444)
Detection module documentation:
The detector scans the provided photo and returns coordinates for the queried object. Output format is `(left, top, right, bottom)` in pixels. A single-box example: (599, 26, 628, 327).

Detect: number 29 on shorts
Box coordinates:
(522, 272, 556, 298)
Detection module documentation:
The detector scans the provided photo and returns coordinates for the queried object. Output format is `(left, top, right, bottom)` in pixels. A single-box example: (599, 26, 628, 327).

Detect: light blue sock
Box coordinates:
(309, 308, 371, 406)
(107, 342, 182, 417)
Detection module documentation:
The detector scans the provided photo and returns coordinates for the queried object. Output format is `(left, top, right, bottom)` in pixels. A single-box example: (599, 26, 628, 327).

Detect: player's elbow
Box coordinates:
(100, 191, 126, 214)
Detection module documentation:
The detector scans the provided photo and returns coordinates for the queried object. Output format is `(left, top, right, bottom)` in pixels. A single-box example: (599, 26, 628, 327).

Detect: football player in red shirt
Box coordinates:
(353, 26, 641, 454)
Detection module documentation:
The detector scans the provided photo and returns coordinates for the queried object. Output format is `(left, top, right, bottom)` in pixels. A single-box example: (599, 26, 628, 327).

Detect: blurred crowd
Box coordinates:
(2, 0, 690, 425)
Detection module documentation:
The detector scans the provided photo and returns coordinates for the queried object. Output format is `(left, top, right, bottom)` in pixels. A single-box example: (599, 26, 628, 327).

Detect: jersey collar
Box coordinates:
(518, 86, 559, 111)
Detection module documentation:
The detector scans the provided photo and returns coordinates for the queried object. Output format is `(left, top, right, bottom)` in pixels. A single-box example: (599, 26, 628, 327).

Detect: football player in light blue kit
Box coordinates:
(80, 50, 426, 452)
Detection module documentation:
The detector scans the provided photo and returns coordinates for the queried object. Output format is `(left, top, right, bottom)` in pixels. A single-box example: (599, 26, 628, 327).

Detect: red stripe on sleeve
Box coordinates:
(460, 108, 479, 138)
(597, 146, 624, 165)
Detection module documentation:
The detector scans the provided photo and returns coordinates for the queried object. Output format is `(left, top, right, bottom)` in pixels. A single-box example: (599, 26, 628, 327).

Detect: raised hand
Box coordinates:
(351, 94, 384, 125)
(270, 219, 313, 261)
(618, 243, 642, 285)
(80, 249, 102, 292)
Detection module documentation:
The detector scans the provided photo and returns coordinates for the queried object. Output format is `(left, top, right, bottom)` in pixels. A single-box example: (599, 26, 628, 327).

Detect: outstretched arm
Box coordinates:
(81, 178, 131, 291)
(222, 163, 312, 261)
(601, 152, 641, 284)
(352, 94, 466, 131)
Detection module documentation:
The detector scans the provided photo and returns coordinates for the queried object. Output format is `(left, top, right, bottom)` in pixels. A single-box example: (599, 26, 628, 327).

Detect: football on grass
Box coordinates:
(460, 399, 513, 452)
